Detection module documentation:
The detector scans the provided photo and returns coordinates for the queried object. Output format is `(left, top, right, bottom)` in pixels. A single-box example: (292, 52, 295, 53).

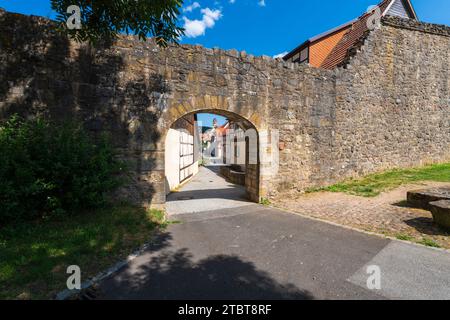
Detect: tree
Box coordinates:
(51, 0, 184, 46)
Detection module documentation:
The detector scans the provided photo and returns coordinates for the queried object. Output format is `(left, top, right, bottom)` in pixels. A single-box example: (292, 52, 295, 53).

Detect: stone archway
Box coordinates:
(163, 108, 261, 205)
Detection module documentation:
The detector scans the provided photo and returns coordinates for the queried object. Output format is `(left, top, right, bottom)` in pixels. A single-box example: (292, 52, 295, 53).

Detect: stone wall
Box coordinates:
(265, 16, 450, 199)
(331, 17, 450, 181)
(0, 9, 449, 205)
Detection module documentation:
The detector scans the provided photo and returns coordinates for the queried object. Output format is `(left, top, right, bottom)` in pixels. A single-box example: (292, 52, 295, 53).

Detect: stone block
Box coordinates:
(219, 166, 246, 186)
(407, 188, 450, 210)
(429, 200, 450, 231)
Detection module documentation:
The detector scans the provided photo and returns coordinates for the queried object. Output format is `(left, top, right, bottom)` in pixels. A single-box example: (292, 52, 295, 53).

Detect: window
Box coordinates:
(292, 47, 309, 64)
(300, 48, 309, 63)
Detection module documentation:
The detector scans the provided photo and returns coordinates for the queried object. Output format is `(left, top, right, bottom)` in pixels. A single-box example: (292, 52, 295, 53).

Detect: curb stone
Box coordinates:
(271, 204, 450, 254)
(55, 239, 156, 300)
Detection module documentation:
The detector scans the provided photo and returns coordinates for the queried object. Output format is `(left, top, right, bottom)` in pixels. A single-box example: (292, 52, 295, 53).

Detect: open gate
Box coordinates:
(179, 129, 194, 183)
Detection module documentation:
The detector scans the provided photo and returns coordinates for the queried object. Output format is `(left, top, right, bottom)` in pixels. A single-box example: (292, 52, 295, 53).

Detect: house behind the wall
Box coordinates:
(283, 0, 418, 69)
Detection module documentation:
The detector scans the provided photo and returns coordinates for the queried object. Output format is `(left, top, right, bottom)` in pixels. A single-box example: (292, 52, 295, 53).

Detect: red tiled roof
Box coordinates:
(215, 122, 230, 136)
(283, 19, 356, 62)
(320, 0, 392, 69)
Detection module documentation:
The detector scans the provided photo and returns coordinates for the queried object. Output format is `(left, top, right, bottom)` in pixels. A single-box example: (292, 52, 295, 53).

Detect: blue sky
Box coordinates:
(197, 113, 227, 128)
(0, 0, 448, 57)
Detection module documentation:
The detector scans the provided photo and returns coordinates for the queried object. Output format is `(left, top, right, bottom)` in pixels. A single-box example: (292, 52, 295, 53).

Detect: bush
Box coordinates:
(0, 116, 125, 224)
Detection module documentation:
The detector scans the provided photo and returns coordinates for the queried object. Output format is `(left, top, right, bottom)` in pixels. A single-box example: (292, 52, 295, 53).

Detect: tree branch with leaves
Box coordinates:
(51, 0, 185, 46)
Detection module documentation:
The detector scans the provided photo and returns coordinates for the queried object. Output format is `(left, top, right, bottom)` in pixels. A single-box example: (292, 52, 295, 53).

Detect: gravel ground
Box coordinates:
(274, 182, 450, 249)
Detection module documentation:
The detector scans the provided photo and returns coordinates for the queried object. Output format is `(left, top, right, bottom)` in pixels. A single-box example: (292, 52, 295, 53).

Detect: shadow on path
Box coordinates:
(169, 188, 249, 201)
(166, 166, 252, 215)
(99, 232, 313, 300)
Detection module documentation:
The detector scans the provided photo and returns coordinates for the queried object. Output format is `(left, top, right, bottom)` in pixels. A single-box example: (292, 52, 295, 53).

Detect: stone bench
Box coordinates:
(429, 200, 450, 231)
(407, 187, 450, 210)
(219, 166, 246, 186)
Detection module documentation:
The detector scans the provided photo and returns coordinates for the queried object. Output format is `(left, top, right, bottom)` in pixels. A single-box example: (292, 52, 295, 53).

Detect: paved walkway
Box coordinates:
(98, 204, 450, 300)
(274, 182, 450, 249)
(166, 166, 253, 215)
(95, 170, 450, 299)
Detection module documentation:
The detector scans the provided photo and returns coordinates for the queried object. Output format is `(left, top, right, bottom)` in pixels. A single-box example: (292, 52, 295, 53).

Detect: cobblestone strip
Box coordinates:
(274, 182, 450, 249)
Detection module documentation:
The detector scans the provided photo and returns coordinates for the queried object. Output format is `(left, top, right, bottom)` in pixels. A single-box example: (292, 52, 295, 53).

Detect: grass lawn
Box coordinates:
(0, 206, 169, 300)
(309, 162, 450, 197)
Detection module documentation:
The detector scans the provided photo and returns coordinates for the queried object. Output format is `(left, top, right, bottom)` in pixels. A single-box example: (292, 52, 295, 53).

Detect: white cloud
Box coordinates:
(183, 8, 223, 38)
(183, 18, 207, 38)
(183, 2, 201, 13)
(201, 8, 222, 27)
(230, 1, 265, 6)
(273, 52, 288, 59)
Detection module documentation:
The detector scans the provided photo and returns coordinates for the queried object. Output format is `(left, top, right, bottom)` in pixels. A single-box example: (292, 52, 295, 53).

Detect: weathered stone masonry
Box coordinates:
(0, 9, 449, 206)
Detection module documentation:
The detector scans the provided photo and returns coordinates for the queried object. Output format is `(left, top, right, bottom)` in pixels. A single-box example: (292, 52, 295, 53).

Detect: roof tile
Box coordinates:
(320, 0, 392, 69)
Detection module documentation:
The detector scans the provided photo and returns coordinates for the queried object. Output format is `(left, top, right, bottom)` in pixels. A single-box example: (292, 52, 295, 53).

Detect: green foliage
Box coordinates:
(260, 197, 271, 206)
(308, 163, 450, 197)
(418, 238, 441, 248)
(0, 116, 125, 224)
(50, 0, 185, 45)
(396, 234, 414, 242)
(392, 234, 442, 248)
(148, 209, 167, 226)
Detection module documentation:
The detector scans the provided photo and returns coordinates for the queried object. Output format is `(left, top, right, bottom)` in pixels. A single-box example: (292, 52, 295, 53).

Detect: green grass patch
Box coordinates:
(308, 163, 450, 197)
(396, 234, 414, 242)
(417, 238, 441, 248)
(0, 206, 168, 300)
(260, 198, 271, 206)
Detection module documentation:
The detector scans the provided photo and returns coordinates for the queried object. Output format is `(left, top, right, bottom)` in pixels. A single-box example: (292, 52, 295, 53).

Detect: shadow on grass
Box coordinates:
(391, 200, 450, 237)
(404, 217, 450, 237)
(0, 206, 164, 299)
(98, 232, 313, 300)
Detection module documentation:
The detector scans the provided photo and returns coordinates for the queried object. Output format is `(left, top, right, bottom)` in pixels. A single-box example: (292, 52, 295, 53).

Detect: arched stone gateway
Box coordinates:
(164, 109, 262, 204)
(0, 10, 449, 208)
